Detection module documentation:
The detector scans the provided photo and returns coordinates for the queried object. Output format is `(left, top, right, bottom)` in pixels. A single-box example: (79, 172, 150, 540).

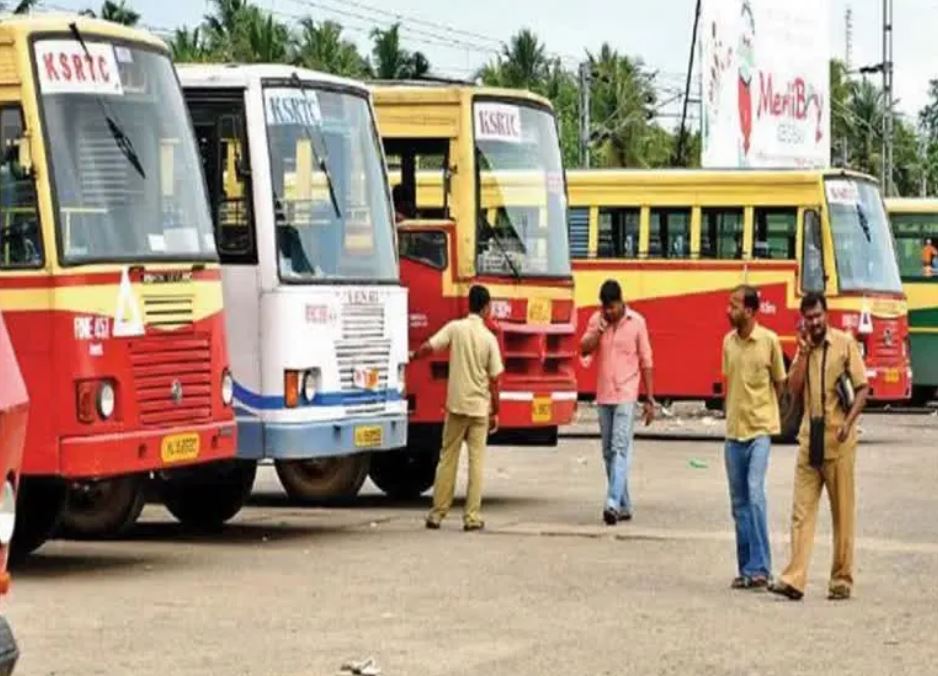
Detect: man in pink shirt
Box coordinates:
(580, 280, 656, 525)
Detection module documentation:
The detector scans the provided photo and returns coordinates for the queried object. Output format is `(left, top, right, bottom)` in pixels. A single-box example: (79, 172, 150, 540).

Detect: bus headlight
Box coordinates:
(398, 363, 407, 394)
(221, 369, 234, 406)
(303, 369, 319, 403)
(0, 481, 15, 546)
(97, 381, 116, 420)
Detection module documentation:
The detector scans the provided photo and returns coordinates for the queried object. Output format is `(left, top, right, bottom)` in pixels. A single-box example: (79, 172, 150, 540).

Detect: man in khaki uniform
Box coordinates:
(770, 292, 869, 601)
(410, 285, 504, 531)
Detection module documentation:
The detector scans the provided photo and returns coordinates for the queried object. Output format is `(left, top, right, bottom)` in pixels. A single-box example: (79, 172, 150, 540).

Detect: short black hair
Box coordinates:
(800, 292, 828, 313)
(468, 284, 491, 314)
(734, 285, 760, 312)
(599, 279, 623, 306)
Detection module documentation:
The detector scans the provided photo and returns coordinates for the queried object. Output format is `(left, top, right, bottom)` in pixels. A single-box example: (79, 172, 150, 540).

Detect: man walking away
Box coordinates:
(723, 285, 787, 590)
(580, 280, 656, 525)
(770, 292, 868, 601)
(410, 285, 504, 532)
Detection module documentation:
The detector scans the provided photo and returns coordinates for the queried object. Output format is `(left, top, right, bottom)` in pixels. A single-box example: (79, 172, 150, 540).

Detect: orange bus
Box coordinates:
(371, 82, 578, 496)
(567, 169, 911, 437)
(0, 16, 242, 555)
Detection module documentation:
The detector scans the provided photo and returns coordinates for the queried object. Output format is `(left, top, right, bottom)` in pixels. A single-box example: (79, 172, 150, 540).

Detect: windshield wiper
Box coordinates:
(481, 212, 522, 280)
(855, 203, 872, 243)
(289, 72, 341, 219)
(68, 22, 145, 179)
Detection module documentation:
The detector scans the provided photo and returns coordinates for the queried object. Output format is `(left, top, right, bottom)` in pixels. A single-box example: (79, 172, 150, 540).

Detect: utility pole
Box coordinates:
(882, 0, 894, 196)
(578, 61, 592, 169)
(675, 0, 702, 166)
(845, 6, 853, 71)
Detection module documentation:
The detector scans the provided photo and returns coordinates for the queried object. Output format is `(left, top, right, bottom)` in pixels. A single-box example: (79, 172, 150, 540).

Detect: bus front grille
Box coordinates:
(142, 293, 195, 332)
(130, 334, 213, 427)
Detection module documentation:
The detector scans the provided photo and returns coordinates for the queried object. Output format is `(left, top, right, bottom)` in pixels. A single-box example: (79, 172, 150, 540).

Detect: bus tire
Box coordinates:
(778, 392, 803, 444)
(159, 460, 256, 530)
(10, 477, 67, 561)
(368, 448, 439, 499)
(0, 616, 18, 676)
(58, 475, 146, 540)
(274, 455, 370, 503)
(910, 385, 937, 407)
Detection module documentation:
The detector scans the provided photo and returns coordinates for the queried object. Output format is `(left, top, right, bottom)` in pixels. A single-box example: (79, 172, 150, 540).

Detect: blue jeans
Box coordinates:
(724, 436, 772, 578)
(598, 403, 636, 514)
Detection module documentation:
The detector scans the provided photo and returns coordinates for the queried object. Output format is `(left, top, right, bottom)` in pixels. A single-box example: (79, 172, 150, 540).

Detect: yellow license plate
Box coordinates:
(527, 298, 552, 325)
(354, 425, 383, 449)
(160, 433, 200, 464)
(532, 396, 553, 423)
(884, 368, 900, 384)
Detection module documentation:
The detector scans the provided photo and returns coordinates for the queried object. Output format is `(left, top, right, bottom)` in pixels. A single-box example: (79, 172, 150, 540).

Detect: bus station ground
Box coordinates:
(7, 405, 938, 675)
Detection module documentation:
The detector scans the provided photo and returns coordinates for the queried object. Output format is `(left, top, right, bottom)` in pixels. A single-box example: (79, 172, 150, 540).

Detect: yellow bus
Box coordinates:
(371, 82, 577, 496)
(885, 198, 938, 403)
(567, 168, 910, 437)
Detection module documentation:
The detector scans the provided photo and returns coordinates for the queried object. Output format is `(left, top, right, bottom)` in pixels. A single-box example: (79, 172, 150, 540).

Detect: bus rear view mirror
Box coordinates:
(12, 135, 32, 180)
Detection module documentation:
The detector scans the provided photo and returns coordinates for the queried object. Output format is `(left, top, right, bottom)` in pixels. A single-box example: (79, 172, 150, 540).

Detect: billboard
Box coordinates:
(700, 0, 830, 169)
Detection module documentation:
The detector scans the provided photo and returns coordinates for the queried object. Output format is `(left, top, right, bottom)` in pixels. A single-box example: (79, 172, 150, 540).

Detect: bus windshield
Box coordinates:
(474, 100, 570, 278)
(825, 178, 902, 294)
(35, 40, 216, 264)
(264, 85, 396, 283)
(890, 211, 938, 279)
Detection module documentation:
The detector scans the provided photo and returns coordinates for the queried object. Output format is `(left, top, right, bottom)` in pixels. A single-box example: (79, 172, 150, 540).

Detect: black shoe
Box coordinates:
(603, 508, 619, 525)
(618, 511, 632, 522)
(768, 581, 804, 601)
(425, 518, 441, 530)
(463, 521, 485, 532)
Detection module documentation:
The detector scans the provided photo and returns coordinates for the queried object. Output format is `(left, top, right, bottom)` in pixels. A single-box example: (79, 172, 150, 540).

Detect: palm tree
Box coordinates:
(242, 10, 288, 63)
(292, 18, 368, 78)
(0, 0, 36, 12)
(203, 0, 251, 60)
(369, 23, 429, 79)
(100, 0, 139, 26)
(848, 78, 885, 178)
(170, 26, 209, 63)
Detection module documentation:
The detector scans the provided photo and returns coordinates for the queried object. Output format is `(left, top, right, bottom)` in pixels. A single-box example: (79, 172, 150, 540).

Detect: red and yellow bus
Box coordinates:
(567, 169, 910, 436)
(372, 83, 578, 496)
(0, 16, 241, 555)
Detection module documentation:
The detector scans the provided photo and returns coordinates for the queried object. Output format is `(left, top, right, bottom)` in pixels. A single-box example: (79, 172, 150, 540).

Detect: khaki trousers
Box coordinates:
(779, 447, 856, 593)
(428, 412, 488, 526)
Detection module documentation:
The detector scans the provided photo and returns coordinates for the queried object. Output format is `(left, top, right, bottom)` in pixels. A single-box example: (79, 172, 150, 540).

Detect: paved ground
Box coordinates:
(6, 405, 938, 675)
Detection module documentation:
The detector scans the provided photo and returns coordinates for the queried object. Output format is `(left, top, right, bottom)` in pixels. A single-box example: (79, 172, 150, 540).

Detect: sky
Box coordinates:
(39, 0, 938, 124)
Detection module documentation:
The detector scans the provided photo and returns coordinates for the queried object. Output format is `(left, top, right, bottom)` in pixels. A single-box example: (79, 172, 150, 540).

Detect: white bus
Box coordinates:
(179, 65, 408, 500)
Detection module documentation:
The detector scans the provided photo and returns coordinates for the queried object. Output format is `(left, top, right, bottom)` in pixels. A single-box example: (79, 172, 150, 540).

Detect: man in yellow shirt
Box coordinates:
(770, 292, 869, 601)
(722, 285, 787, 590)
(410, 285, 504, 531)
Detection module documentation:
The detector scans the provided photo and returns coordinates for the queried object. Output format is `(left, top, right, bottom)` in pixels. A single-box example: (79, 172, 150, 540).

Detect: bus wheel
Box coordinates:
(910, 385, 937, 407)
(778, 392, 803, 444)
(275, 455, 370, 503)
(58, 475, 146, 540)
(159, 460, 256, 530)
(10, 477, 67, 561)
(368, 448, 439, 500)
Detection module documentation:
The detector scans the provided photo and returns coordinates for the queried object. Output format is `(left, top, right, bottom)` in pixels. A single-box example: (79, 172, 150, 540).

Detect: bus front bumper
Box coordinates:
(236, 414, 408, 460)
(59, 420, 238, 479)
(497, 390, 578, 428)
(866, 365, 913, 401)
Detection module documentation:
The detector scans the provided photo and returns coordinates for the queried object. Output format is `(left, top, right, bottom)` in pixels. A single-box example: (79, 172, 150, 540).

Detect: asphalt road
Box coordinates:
(6, 406, 938, 675)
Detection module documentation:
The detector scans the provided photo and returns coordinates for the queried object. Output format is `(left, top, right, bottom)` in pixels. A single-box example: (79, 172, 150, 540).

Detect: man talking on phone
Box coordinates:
(770, 292, 868, 601)
(580, 279, 655, 525)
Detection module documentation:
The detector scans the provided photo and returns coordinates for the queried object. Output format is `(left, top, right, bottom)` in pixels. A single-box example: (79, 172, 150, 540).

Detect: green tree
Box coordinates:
(292, 18, 368, 78)
(0, 0, 36, 13)
(830, 59, 857, 167)
(80, 0, 140, 25)
(480, 29, 550, 90)
(169, 26, 209, 62)
(369, 23, 429, 79)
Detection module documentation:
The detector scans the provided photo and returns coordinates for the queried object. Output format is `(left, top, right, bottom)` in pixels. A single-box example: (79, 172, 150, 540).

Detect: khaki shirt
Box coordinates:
(429, 314, 504, 418)
(798, 327, 868, 458)
(723, 324, 787, 441)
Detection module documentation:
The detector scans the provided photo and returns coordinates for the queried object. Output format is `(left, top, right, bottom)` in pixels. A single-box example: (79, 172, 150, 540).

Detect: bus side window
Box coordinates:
(399, 230, 447, 269)
(384, 138, 450, 220)
(802, 208, 825, 292)
(567, 207, 589, 259)
(649, 208, 690, 259)
(754, 207, 797, 259)
(188, 92, 256, 265)
(700, 208, 743, 260)
(598, 207, 639, 258)
(0, 106, 41, 269)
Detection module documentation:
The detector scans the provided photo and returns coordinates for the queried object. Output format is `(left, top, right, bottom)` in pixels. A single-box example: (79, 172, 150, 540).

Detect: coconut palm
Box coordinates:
(292, 18, 368, 78)
(369, 23, 429, 80)
(170, 26, 210, 63)
(0, 0, 36, 13)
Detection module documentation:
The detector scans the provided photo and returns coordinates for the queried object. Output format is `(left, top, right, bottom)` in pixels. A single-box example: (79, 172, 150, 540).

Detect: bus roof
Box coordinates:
(566, 167, 877, 187)
(177, 63, 370, 94)
(0, 13, 167, 51)
(371, 80, 553, 111)
(884, 197, 938, 213)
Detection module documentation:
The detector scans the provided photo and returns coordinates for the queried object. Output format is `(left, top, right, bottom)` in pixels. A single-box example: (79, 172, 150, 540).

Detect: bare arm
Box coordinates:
(580, 313, 606, 357)
(409, 341, 434, 361)
(844, 385, 868, 430)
